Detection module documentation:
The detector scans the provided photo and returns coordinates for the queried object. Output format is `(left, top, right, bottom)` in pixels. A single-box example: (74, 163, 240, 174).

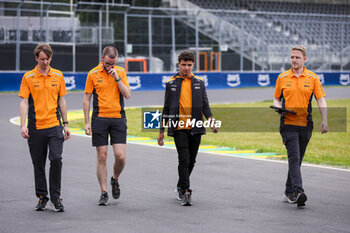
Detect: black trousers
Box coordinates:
(28, 126, 64, 200)
(280, 126, 312, 194)
(173, 130, 201, 191)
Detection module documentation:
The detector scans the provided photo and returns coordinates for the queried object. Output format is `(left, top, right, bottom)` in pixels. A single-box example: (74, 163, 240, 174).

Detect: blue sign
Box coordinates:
(0, 71, 349, 92)
(143, 110, 161, 129)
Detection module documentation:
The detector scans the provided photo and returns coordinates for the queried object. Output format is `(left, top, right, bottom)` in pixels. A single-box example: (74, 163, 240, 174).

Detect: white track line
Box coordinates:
(126, 140, 350, 173)
(9, 115, 350, 173)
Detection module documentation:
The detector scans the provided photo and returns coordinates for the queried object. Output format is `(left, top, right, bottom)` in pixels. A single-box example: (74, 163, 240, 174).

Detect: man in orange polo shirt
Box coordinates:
(19, 43, 71, 212)
(83, 46, 131, 205)
(158, 51, 217, 206)
(273, 45, 328, 207)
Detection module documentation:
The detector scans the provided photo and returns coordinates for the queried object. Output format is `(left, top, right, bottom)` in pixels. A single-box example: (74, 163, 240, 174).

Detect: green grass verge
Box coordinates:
(70, 99, 350, 168)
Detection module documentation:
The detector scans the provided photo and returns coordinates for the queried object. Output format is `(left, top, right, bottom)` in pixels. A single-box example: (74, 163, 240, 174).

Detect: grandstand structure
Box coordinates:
(0, 0, 349, 72)
(163, 0, 350, 71)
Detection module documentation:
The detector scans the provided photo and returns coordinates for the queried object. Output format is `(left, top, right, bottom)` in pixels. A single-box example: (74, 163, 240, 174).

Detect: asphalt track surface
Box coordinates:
(0, 87, 350, 233)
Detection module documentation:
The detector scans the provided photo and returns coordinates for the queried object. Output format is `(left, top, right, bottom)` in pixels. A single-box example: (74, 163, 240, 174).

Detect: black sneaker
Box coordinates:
(182, 189, 192, 206)
(176, 187, 184, 201)
(51, 198, 64, 212)
(35, 195, 49, 211)
(98, 191, 109, 206)
(296, 192, 307, 207)
(284, 193, 297, 203)
(110, 177, 120, 199)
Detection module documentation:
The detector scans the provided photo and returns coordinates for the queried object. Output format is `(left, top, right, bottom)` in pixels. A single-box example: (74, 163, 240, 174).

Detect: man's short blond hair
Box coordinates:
(34, 43, 53, 58)
(290, 45, 306, 57)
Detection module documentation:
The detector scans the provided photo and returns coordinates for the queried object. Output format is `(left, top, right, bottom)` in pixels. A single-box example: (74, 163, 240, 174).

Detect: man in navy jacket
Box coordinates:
(158, 51, 217, 206)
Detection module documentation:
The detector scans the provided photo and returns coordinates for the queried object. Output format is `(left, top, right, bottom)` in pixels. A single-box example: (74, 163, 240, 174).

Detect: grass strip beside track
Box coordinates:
(70, 99, 350, 168)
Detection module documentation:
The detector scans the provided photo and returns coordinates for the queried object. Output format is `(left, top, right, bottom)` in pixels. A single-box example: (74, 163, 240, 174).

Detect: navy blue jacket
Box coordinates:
(161, 73, 213, 137)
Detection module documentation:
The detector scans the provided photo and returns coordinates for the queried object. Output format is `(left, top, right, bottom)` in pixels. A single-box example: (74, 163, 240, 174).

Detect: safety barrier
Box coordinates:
(0, 71, 349, 91)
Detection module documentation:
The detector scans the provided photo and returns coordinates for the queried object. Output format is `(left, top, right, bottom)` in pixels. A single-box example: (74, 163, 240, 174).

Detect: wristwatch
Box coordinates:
(63, 121, 69, 125)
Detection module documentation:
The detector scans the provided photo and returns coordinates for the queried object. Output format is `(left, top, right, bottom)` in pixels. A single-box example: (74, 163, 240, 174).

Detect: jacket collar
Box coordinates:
(174, 72, 194, 79)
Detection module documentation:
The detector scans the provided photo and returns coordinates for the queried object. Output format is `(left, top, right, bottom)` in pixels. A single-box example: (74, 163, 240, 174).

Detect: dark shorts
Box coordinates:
(91, 117, 127, 147)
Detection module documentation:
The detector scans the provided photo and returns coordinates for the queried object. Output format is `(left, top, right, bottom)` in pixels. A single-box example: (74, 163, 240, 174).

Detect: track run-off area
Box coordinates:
(1, 87, 349, 233)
